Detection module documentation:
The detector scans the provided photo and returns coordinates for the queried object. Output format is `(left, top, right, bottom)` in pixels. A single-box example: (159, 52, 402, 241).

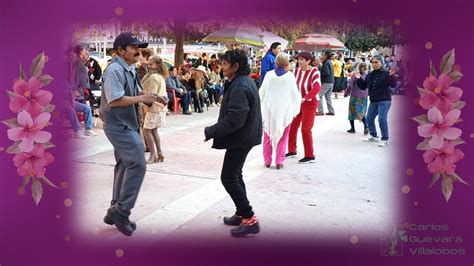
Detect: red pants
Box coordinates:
(288, 105, 317, 157)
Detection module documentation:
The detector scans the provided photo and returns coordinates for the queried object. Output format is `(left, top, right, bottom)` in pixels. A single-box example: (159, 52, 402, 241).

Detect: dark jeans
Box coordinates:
(221, 148, 254, 218)
(367, 100, 391, 141)
(211, 85, 223, 104)
(177, 91, 191, 113)
(191, 90, 205, 112)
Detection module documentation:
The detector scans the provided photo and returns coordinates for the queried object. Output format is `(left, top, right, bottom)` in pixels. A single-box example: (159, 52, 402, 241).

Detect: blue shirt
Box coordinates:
(166, 75, 185, 92)
(260, 51, 276, 83)
(100, 56, 142, 131)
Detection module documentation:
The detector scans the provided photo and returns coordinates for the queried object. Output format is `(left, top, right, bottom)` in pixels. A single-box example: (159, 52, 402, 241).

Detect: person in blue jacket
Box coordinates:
(260, 42, 282, 84)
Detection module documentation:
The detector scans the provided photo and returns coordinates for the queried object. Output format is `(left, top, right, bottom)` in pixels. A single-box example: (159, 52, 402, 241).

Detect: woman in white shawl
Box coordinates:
(260, 53, 301, 169)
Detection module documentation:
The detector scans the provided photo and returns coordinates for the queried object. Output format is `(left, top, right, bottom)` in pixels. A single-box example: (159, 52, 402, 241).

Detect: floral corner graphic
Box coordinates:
(413, 49, 468, 202)
(3, 52, 57, 205)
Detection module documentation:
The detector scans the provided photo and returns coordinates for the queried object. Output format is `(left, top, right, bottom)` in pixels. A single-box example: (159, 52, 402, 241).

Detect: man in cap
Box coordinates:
(100, 32, 167, 236)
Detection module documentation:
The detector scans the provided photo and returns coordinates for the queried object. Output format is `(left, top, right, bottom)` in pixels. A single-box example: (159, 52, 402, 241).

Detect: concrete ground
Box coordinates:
(71, 95, 405, 243)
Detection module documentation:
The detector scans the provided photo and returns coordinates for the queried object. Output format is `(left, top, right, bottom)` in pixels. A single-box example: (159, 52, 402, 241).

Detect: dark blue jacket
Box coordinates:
(205, 75, 262, 149)
(357, 68, 397, 102)
(320, 59, 334, 83)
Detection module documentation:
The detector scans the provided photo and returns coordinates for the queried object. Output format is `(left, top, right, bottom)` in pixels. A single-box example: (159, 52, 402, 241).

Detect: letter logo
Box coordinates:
(381, 225, 408, 256)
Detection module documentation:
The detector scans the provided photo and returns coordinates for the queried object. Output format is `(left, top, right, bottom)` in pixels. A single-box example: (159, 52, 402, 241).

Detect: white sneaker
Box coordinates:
(364, 136, 380, 143)
(378, 140, 389, 147)
(84, 129, 97, 136)
(74, 131, 86, 139)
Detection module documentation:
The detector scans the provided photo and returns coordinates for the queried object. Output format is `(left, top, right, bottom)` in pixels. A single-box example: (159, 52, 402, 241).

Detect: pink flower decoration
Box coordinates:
(9, 77, 53, 118)
(417, 107, 462, 149)
(7, 110, 52, 152)
(423, 141, 464, 175)
(419, 74, 463, 114)
(13, 144, 54, 178)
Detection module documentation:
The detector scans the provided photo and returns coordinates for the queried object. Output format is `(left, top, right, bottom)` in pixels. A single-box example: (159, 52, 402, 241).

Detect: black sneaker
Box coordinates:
(347, 129, 356, 133)
(105, 208, 135, 236)
(230, 222, 260, 237)
(285, 152, 297, 158)
(223, 214, 242, 226)
(298, 157, 316, 164)
(104, 209, 137, 230)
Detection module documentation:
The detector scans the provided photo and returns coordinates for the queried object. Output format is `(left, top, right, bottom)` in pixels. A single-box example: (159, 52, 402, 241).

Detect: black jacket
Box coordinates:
(320, 59, 334, 84)
(357, 68, 397, 102)
(86, 57, 102, 90)
(204, 75, 262, 149)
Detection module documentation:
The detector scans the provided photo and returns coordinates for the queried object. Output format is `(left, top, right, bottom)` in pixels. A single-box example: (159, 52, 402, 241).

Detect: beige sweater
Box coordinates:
(141, 73, 167, 113)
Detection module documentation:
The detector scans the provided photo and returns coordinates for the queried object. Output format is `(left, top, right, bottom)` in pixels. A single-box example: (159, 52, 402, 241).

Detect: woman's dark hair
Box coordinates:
(74, 45, 85, 56)
(324, 50, 334, 59)
(221, 49, 250, 76)
(296, 51, 314, 62)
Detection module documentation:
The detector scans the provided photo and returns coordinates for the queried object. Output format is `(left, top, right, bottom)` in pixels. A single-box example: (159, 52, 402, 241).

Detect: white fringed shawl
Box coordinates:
(260, 70, 301, 147)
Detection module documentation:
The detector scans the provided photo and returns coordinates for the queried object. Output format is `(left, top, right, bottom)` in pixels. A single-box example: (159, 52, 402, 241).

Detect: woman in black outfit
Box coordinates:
(204, 49, 262, 237)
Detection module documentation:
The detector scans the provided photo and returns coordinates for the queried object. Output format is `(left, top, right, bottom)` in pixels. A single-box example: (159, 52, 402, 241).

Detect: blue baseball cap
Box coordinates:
(113, 32, 148, 50)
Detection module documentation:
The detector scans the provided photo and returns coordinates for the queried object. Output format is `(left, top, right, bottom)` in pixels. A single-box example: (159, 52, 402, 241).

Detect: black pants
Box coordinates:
(191, 90, 204, 112)
(221, 148, 254, 218)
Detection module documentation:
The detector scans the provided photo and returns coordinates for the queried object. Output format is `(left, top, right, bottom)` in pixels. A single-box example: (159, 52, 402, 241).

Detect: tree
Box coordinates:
(344, 28, 379, 53)
(261, 19, 314, 47)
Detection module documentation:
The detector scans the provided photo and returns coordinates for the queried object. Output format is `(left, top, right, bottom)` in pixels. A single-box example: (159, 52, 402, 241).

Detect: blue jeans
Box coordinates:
(367, 100, 391, 141)
(64, 104, 81, 132)
(74, 101, 93, 130)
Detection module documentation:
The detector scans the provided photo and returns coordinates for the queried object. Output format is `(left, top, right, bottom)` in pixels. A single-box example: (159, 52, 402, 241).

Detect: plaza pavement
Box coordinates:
(71, 95, 407, 243)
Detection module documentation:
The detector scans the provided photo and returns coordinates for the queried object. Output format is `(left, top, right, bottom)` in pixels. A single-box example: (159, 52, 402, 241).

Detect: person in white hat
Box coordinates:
(354, 52, 373, 73)
(188, 65, 208, 113)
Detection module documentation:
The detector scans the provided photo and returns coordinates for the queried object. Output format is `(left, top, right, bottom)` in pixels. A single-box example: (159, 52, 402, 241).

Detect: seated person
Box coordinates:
(188, 69, 206, 113)
(165, 66, 192, 115)
(71, 86, 97, 136)
(209, 64, 223, 106)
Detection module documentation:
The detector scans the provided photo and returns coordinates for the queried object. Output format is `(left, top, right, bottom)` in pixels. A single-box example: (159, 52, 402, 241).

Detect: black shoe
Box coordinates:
(298, 157, 316, 164)
(347, 129, 356, 133)
(325, 112, 335, 116)
(223, 214, 242, 226)
(183, 111, 192, 115)
(316, 112, 325, 116)
(104, 212, 137, 230)
(285, 152, 297, 158)
(364, 128, 369, 135)
(105, 208, 135, 236)
(231, 222, 260, 237)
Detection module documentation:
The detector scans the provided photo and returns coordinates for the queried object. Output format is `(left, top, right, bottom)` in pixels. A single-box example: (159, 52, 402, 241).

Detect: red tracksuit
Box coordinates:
(288, 66, 321, 157)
